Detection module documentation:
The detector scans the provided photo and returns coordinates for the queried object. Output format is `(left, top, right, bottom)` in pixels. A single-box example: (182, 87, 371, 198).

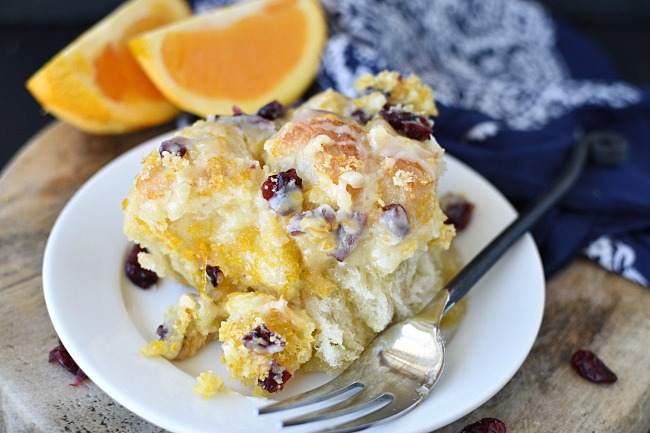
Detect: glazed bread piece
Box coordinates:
(123, 71, 455, 392)
(219, 292, 315, 393)
(123, 116, 298, 298)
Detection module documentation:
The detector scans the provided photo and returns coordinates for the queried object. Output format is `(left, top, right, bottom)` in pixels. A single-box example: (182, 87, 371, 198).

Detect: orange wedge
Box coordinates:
(129, 0, 326, 117)
(26, 0, 192, 134)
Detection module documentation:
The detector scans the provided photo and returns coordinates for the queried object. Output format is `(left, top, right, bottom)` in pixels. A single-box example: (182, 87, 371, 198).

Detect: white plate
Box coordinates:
(43, 132, 544, 433)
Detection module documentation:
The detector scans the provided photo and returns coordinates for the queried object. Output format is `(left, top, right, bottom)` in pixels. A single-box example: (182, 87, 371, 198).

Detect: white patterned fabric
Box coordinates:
(191, 0, 650, 287)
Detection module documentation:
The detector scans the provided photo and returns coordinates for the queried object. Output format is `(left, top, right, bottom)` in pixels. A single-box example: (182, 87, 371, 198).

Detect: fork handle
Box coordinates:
(442, 134, 589, 315)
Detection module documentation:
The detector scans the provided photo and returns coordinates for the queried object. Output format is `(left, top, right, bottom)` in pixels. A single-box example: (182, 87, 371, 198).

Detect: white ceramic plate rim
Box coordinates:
(43, 132, 545, 433)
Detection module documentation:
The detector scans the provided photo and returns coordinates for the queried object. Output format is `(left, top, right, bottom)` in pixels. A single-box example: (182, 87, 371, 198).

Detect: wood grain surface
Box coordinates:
(0, 121, 648, 433)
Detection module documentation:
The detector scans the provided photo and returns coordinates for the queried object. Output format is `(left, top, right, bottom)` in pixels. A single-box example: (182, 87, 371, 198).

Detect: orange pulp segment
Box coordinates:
(129, 0, 327, 117)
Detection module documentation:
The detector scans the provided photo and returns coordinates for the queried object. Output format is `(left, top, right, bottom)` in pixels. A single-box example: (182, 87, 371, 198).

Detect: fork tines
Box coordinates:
(259, 377, 422, 433)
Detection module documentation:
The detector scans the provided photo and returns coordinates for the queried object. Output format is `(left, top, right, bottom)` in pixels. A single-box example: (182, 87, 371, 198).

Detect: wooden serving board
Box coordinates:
(0, 121, 648, 433)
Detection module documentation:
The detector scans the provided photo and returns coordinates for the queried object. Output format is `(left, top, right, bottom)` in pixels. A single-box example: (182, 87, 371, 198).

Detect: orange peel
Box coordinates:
(26, 0, 191, 134)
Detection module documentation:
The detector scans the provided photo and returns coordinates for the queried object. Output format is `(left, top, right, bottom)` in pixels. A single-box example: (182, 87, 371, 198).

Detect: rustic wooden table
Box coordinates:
(1, 121, 648, 433)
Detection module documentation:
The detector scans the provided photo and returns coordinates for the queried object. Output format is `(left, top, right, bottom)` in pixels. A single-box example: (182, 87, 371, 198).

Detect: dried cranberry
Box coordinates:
(571, 349, 617, 384)
(441, 193, 475, 231)
(242, 324, 286, 354)
(351, 109, 370, 126)
(379, 108, 433, 141)
(381, 204, 409, 239)
(159, 136, 189, 158)
(259, 360, 292, 393)
(71, 369, 88, 387)
(334, 211, 367, 262)
(48, 339, 88, 386)
(125, 244, 159, 289)
(261, 169, 303, 200)
(232, 105, 244, 115)
(261, 169, 304, 215)
(257, 100, 287, 120)
(460, 417, 507, 433)
(206, 265, 223, 287)
(156, 324, 168, 340)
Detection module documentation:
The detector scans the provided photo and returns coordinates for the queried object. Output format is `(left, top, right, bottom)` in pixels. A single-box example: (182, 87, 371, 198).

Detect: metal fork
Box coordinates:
(258, 133, 593, 433)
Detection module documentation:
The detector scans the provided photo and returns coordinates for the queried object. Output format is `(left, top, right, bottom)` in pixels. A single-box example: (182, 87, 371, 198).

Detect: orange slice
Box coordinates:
(129, 0, 326, 117)
(26, 0, 192, 134)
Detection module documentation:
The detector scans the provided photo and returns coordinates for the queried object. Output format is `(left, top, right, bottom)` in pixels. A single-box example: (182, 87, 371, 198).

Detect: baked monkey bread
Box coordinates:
(123, 71, 456, 394)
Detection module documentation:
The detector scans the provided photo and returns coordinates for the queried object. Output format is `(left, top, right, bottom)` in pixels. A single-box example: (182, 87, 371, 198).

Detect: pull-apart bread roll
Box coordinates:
(123, 71, 455, 393)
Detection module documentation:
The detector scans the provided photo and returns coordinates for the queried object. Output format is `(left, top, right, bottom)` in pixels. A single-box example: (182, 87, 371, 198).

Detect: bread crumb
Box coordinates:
(193, 370, 224, 398)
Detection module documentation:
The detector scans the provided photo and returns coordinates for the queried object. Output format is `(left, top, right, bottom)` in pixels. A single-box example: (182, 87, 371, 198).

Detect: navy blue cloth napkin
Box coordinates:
(194, 0, 650, 287)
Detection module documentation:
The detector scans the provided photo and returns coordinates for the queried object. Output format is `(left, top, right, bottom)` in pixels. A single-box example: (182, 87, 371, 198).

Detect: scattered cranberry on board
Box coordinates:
(460, 417, 507, 433)
(571, 349, 618, 384)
